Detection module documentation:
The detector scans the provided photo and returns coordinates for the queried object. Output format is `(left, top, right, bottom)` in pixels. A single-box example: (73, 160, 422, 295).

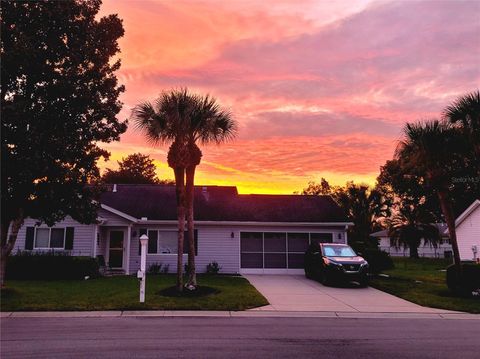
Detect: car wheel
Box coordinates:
(320, 272, 330, 286)
(305, 270, 312, 279)
(359, 276, 369, 287)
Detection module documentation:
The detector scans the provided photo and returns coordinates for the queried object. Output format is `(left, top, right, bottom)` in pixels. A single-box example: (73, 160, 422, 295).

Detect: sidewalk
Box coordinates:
(1, 310, 479, 320)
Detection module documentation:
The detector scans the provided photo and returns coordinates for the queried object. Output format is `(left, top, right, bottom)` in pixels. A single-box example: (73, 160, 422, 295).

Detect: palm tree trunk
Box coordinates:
(173, 167, 186, 292)
(409, 244, 419, 259)
(185, 165, 197, 288)
(437, 190, 461, 274)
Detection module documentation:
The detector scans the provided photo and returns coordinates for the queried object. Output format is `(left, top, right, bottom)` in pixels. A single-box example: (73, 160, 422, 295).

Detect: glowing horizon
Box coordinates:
(98, 0, 480, 194)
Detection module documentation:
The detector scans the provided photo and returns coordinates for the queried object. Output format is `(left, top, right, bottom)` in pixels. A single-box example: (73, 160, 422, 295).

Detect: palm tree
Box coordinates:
(183, 94, 236, 287)
(334, 182, 391, 251)
(387, 203, 441, 258)
(443, 90, 480, 154)
(132, 89, 236, 291)
(396, 120, 467, 272)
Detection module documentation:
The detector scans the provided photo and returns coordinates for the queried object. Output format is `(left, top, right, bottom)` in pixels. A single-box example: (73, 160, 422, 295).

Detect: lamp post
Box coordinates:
(138, 234, 148, 303)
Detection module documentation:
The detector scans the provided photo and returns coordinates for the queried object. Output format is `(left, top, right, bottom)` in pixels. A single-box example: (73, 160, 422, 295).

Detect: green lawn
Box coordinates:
(0, 274, 268, 312)
(370, 257, 480, 313)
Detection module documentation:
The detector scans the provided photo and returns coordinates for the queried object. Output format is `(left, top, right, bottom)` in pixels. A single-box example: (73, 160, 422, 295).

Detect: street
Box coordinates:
(2, 316, 480, 358)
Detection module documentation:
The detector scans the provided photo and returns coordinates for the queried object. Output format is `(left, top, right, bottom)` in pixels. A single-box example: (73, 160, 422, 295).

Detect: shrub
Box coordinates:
(362, 249, 394, 274)
(148, 263, 162, 274)
(6, 251, 100, 280)
(206, 261, 221, 274)
(161, 264, 169, 274)
(148, 263, 169, 274)
(446, 263, 480, 296)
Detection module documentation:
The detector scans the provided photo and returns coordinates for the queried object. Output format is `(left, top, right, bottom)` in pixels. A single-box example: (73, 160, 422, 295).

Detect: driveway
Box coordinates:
(245, 275, 455, 313)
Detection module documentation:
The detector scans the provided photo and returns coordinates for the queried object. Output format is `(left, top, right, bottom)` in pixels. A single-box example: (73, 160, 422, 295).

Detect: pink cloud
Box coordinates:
(98, 0, 480, 193)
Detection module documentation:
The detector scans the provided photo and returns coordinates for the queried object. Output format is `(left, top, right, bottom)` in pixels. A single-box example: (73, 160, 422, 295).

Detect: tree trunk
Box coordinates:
(437, 190, 461, 274)
(185, 165, 197, 288)
(1, 212, 24, 287)
(173, 167, 186, 292)
(409, 244, 419, 259)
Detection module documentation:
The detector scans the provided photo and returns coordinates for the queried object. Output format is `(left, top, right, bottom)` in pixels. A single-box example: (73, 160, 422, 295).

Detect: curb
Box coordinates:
(2, 311, 479, 320)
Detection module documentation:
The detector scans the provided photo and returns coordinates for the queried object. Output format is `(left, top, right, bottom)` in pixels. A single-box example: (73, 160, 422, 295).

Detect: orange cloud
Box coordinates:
(98, 0, 480, 193)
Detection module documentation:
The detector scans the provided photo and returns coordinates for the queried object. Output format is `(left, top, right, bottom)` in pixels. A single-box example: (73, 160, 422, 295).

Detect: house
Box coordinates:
(451, 199, 480, 262)
(370, 223, 452, 258)
(13, 184, 352, 275)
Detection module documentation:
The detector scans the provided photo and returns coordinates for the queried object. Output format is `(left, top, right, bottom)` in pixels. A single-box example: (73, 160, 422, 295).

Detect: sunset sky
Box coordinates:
(98, 0, 480, 194)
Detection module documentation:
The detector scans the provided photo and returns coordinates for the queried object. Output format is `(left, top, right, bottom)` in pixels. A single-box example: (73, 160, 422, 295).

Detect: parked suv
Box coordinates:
(304, 243, 369, 286)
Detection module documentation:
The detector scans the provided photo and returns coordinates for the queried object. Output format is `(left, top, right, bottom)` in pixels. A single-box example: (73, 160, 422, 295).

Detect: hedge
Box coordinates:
(362, 249, 394, 274)
(446, 262, 480, 296)
(6, 251, 100, 280)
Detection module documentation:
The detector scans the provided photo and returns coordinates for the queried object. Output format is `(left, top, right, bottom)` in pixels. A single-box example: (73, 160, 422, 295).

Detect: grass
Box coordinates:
(370, 257, 480, 313)
(0, 274, 268, 312)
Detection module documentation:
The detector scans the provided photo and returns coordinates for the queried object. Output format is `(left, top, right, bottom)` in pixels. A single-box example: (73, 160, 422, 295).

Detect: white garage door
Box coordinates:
(240, 231, 334, 274)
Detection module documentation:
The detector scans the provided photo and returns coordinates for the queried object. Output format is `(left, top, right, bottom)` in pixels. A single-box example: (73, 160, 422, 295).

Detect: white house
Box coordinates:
(370, 223, 452, 258)
(451, 199, 480, 262)
(13, 184, 352, 275)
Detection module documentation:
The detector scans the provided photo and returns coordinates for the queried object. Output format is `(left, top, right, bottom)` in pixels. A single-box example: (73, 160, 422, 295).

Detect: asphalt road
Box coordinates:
(2, 316, 480, 359)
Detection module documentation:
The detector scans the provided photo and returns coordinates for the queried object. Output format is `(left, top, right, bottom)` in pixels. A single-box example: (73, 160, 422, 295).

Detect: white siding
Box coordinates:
(13, 216, 95, 256)
(456, 205, 480, 261)
(128, 224, 347, 274)
(129, 225, 241, 275)
(378, 237, 452, 258)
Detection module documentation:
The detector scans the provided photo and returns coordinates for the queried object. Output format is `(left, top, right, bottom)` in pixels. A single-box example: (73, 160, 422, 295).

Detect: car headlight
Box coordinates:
(323, 257, 342, 267)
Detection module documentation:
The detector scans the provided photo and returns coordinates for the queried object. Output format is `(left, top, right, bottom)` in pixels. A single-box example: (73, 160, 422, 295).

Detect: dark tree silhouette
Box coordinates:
(396, 120, 469, 272)
(1, 0, 126, 286)
(387, 204, 441, 258)
(102, 153, 172, 184)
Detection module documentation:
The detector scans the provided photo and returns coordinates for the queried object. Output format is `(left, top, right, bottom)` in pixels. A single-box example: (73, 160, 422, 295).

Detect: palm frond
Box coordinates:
(443, 90, 480, 126)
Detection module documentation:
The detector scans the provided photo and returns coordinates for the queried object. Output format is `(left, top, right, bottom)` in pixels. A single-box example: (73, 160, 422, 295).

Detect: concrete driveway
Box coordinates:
(245, 275, 454, 313)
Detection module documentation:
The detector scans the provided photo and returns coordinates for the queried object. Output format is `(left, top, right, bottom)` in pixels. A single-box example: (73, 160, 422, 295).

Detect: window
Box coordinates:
(146, 230, 197, 255)
(287, 233, 309, 268)
(34, 228, 66, 249)
(264, 232, 286, 268)
(323, 245, 356, 257)
(148, 231, 158, 254)
(158, 231, 177, 254)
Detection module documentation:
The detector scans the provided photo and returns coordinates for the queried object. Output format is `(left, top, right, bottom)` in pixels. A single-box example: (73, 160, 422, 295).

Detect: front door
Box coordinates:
(109, 230, 124, 268)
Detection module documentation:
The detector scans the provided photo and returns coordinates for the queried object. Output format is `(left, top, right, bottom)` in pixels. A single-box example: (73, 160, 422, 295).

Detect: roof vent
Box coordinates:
(113, 184, 117, 192)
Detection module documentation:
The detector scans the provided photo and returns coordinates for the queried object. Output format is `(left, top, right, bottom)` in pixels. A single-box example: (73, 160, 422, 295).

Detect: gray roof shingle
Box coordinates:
(100, 184, 348, 223)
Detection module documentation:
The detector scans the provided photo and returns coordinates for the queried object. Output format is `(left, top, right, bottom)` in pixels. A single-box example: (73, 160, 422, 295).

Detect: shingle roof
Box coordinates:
(100, 184, 348, 223)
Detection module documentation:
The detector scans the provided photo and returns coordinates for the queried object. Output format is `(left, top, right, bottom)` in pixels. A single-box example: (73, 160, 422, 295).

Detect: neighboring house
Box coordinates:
(13, 185, 352, 275)
(370, 223, 452, 258)
(450, 199, 480, 262)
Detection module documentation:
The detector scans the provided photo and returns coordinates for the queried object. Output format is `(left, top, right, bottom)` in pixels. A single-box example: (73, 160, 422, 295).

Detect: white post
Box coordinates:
(139, 234, 148, 303)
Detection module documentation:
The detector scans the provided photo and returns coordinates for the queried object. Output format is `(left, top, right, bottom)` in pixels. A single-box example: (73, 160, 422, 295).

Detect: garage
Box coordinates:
(240, 231, 338, 274)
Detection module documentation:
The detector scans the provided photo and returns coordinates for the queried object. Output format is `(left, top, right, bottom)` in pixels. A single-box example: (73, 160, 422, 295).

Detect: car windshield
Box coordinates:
(323, 245, 356, 257)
